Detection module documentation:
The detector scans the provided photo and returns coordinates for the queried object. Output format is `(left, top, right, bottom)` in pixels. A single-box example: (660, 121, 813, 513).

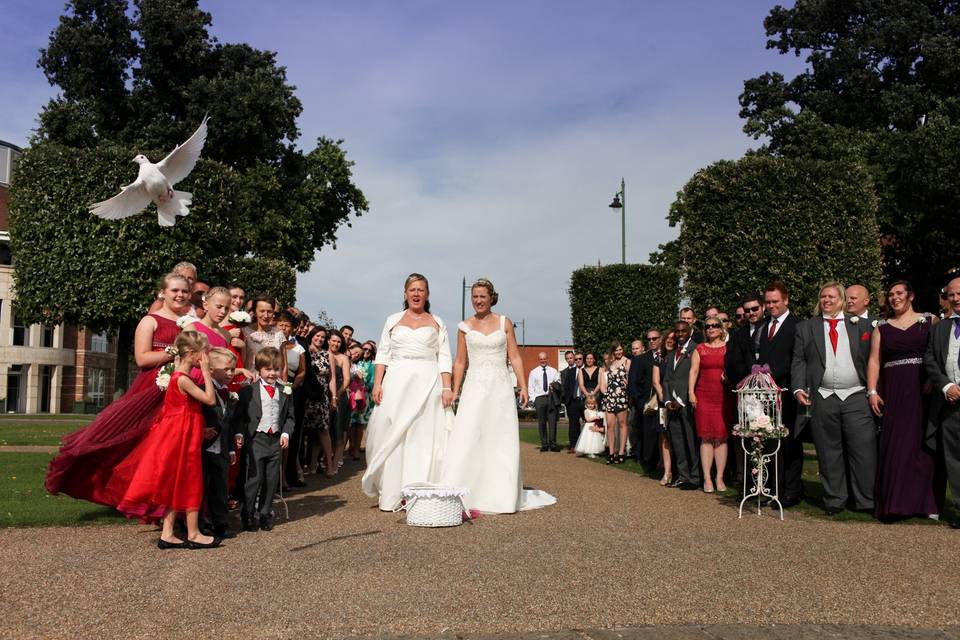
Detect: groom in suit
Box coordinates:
(925, 272, 960, 527)
(792, 282, 876, 514)
(662, 321, 699, 489)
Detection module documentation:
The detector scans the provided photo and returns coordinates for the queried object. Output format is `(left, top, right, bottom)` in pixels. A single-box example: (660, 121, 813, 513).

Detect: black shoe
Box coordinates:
(539, 446, 549, 452)
(677, 482, 698, 491)
(241, 514, 258, 532)
(550, 446, 561, 452)
(199, 525, 214, 537)
(157, 538, 187, 550)
(260, 515, 274, 531)
(187, 536, 223, 549)
(288, 479, 307, 488)
(824, 506, 845, 516)
(214, 527, 237, 539)
(780, 497, 802, 509)
(949, 520, 960, 530)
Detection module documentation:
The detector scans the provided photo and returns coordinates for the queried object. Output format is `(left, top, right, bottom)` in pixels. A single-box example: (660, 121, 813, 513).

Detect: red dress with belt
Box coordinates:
(693, 343, 734, 441)
(107, 371, 206, 521)
(45, 314, 180, 506)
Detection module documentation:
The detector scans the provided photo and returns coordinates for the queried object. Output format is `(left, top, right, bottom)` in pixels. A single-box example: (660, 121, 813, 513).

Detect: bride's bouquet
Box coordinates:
(156, 361, 176, 391)
(227, 310, 252, 327)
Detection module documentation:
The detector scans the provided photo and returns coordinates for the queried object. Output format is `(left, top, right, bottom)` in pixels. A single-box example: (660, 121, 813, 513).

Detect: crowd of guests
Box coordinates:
(557, 271, 960, 525)
(45, 262, 377, 548)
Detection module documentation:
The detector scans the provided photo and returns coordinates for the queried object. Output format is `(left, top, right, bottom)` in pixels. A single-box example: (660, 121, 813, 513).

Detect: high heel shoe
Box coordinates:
(187, 536, 223, 550)
(157, 538, 187, 550)
(659, 474, 673, 486)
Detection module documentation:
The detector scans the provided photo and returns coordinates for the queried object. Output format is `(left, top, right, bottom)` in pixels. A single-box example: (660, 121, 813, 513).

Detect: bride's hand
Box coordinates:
(518, 389, 528, 406)
(372, 384, 383, 405)
(441, 389, 455, 408)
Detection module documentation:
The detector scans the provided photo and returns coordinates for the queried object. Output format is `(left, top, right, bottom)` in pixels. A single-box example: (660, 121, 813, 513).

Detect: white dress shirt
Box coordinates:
(944, 315, 960, 398)
(818, 314, 864, 400)
(766, 310, 791, 340)
(528, 365, 560, 401)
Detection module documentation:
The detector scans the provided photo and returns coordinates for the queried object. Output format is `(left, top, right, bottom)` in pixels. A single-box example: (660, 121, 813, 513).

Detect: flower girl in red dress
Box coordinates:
(107, 331, 220, 549)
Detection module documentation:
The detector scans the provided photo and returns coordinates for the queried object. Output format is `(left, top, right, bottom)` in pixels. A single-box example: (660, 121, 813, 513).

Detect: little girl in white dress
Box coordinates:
(575, 393, 606, 457)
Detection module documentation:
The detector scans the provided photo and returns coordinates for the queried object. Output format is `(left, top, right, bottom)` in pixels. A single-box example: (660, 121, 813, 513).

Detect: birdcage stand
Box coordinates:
(739, 437, 782, 520)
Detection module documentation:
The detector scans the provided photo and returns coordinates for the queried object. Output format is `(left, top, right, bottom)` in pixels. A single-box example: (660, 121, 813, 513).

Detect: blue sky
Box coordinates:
(0, 1, 805, 344)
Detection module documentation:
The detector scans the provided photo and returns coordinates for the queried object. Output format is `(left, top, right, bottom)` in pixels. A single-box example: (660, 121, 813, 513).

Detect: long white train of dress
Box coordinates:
(361, 316, 454, 511)
(440, 316, 556, 514)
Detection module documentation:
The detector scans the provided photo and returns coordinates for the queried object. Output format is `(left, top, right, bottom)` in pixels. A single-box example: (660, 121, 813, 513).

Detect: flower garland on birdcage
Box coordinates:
(732, 365, 789, 479)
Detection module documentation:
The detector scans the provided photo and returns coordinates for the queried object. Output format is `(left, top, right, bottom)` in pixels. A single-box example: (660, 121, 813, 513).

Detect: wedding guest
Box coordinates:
(726, 293, 764, 386)
(662, 321, 699, 489)
(924, 273, 960, 527)
(600, 342, 631, 464)
(757, 281, 803, 506)
(328, 330, 352, 473)
(341, 325, 355, 345)
(243, 295, 284, 370)
(529, 352, 561, 451)
(200, 347, 238, 540)
(46, 272, 190, 505)
(735, 306, 747, 328)
(303, 328, 335, 477)
(868, 280, 942, 520)
(147, 261, 197, 313)
(717, 312, 733, 339)
(574, 393, 607, 457)
(846, 284, 872, 320)
(688, 317, 733, 493)
(192, 286, 232, 349)
(632, 330, 661, 472)
(561, 351, 584, 453)
(651, 330, 675, 485)
(577, 352, 602, 399)
(627, 339, 645, 458)
(190, 280, 210, 319)
(233, 347, 295, 532)
(793, 282, 876, 515)
(348, 342, 376, 461)
(228, 285, 246, 312)
(680, 307, 704, 343)
(277, 311, 307, 489)
(108, 331, 220, 549)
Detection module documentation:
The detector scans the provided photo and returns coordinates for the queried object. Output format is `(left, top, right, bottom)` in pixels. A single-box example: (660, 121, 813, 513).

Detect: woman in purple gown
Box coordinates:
(867, 280, 944, 519)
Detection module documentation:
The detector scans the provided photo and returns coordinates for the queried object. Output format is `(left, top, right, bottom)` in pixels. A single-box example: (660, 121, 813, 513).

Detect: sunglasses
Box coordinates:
(743, 306, 761, 313)
(705, 323, 722, 329)
(735, 313, 744, 319)
(646, 336, 661, 341)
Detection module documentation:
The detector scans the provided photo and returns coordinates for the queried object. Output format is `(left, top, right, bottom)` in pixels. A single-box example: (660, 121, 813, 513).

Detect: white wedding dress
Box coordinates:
(440, 315, 557, 514)
(361, 312, 454, 511)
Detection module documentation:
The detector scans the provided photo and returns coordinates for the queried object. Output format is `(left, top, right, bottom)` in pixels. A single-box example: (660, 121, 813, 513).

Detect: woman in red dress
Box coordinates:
(45, 273, 191, 505)
(107, 331, 219, 548)
(688, 319, 735, 493)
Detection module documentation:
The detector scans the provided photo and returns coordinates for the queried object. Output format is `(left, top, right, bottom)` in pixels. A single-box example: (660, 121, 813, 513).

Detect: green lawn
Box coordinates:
(0, 415, 93, 446)
(0, 452, 126, 528)
(519, 425, 953, 525)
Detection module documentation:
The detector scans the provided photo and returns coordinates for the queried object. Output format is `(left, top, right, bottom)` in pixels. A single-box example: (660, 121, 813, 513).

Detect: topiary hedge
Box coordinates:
(569, 264, 680, 358)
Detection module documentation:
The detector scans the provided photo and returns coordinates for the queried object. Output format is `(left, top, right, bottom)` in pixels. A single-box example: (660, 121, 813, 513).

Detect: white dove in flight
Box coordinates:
(89, 116, 209, 226)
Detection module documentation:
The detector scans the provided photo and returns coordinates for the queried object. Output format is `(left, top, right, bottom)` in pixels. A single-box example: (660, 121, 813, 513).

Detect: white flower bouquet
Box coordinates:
(177, 315, 197, 329)
(227, 310, 252, 327)
(156, 362, 176, 391)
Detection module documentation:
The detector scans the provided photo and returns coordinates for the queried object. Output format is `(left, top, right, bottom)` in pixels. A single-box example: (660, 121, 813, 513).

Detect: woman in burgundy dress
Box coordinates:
(44, 273, 191, 506)
(688, 319, 735, 493)
(867, 280, 943, 519)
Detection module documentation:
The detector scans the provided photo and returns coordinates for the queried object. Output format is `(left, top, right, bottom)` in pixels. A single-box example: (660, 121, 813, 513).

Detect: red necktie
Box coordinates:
(264, 385, 275, 399)
(768, 317, 778, 341)
(217, 387, 229, 401)
(826, 318, 840, 354)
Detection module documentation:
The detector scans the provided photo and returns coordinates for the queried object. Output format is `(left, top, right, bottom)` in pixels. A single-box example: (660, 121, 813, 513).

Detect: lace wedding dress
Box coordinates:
(361, 313, 454, 511)
(440, 315, 556, 513)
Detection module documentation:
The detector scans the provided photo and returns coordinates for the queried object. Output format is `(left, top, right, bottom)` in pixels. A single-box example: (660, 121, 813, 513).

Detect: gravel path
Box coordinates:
(1, 442, 958, 639)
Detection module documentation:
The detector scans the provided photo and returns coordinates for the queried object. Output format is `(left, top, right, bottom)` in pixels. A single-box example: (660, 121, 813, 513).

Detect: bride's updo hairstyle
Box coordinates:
(471, 278, 499, 306)
(403, 273, 431, 313)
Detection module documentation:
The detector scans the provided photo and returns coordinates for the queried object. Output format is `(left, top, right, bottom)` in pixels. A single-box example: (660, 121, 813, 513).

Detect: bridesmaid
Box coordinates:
(45, 272, 191, 504)
(867, 280, 943, 519)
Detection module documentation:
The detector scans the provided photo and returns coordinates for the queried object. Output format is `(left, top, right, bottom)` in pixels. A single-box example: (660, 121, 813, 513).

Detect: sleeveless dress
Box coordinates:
(303, 349, 331, 431)
(574, 408, 606, 455)
(693, 343, 733, 441)
(601, 364, 629, 413)
(330, 353, 351, 440)
(45, 314, 181, 505)
(192, 322, 229, 349)
(440, 316, 557, 513)
(582, 367, 600, 396)
(875, 320, 943, 518)
(361, 314, 454, 511)
(104, 371, 206, 521)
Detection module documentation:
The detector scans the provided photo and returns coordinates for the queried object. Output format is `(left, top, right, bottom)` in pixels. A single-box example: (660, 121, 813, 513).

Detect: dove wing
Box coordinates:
(89, 179, 153, 220)
(156, 115, 209, 186)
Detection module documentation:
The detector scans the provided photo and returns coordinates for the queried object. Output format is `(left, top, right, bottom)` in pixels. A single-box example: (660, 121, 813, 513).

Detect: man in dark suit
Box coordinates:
(792, 282, 876, 515)
(755, 281, 803, 506)
(680, 307, 704, 344)
(662, 321, 699, 489)
(629, 334, 659, 470)
(200, 348, 239, 539)
(924, 273, 960, 528)
(725, 293, 764, 387)
(560, 351, 584, 452)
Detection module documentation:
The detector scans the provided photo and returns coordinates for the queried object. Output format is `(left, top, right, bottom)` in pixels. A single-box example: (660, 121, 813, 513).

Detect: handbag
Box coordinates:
(643, 391, 659, 416)
(398, 483, 470, 527)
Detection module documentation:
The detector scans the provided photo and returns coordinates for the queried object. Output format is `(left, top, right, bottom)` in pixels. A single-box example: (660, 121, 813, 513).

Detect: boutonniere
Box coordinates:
(918, 316, 927, 325)
(849, 315, 860, 325)
(229, 391, 239, 402)
(164, 345, 179, 358)
(860, 331, 871, 342)
(281, 382, 293, 396)
(177, 315, 197, 329)
(871, 319, 879, 329)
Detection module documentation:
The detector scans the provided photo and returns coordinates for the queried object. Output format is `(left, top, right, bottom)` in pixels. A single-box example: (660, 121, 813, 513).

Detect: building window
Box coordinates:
(6, 364, 24, 413)
(86, 368, 106, 408)
(0, 240, 11, 266)
(12, 306, 29, 347)
(90, 331, 108, 353)
(42, 325, 55, 348)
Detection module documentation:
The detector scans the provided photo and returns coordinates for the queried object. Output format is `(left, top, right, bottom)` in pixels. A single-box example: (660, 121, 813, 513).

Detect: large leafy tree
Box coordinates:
(739, 0, 960, 306)
(12, 0, 367, 384)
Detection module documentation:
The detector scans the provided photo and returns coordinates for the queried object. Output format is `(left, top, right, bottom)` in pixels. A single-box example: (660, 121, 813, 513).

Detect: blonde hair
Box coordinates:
(471, 278, 499, 306)
(814, 281, 846, 315)
(174, 330, 209, 356)
(159, 272, 189, 291)
(584, 392, 598, 410)
(203, 286, 231, 304)
(208, 347, 237, 366)
(403, 273, 431, 312)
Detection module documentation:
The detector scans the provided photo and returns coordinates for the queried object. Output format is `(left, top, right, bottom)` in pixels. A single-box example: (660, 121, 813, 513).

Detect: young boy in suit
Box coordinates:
(201, 347, 238, 539)
(233, 347, 294, 532)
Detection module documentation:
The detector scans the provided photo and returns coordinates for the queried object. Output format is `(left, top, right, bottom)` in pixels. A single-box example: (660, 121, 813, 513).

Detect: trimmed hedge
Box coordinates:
(570, 264, 680, 358)
(668, 154, 883, 317)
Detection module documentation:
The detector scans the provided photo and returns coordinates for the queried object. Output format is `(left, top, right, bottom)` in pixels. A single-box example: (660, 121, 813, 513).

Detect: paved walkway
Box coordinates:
(1, 443, 958, 639)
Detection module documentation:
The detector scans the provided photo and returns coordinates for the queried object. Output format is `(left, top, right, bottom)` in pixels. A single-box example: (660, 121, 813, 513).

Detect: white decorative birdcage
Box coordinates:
(732, 365, 789, 520)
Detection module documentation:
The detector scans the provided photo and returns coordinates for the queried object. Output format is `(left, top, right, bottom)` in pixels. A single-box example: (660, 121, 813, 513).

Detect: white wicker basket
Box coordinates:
(399, 483, 469, 527)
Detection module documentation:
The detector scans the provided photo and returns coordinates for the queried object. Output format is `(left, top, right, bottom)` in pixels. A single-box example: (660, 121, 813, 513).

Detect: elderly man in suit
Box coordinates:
(662, 321, 699, 490)
(529, 351, 561, 452)
(792, 282, 876, 515)
(925, 273, 960, 528)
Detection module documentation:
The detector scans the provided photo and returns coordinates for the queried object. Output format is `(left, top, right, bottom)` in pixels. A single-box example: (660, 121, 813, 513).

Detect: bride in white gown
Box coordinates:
(440, 278, 556, 513)
(361, 274, 455, 511)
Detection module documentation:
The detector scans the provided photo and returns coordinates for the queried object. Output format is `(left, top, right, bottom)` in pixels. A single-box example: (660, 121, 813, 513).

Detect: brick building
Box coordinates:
(0, 139, 118, 413)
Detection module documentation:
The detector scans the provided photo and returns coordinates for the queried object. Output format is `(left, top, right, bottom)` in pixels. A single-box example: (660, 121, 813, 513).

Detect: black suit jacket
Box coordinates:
(756, 312, 800, 431)
(201, 385, 236, 461)
(560, 366, 580, 405)
(923, 317, 957, 448)
(662, 340, 697, 406)
(628, 352, 655, 403)
(231, 381, 295, 441)
(726, 323, 761, 387)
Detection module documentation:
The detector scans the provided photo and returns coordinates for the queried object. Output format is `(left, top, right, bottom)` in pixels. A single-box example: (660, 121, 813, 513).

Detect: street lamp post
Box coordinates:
(513, 318, 525, 346)
(608, 178, 626, 264)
